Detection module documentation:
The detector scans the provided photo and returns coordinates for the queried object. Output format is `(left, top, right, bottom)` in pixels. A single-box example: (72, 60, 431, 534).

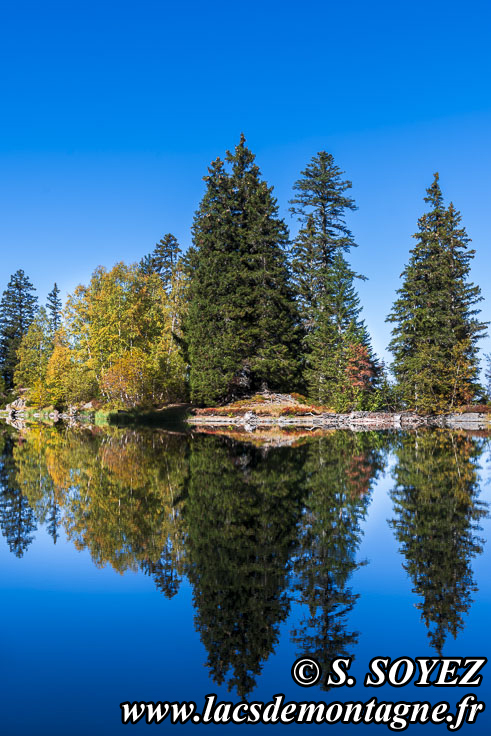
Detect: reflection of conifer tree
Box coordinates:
(141, 538, 182, 599)
(45, 496, 61, 544)
(184, 435, 305, 697)
(0, 432, 37, 557)
(390, 430, 488, 652)
(292, 431, 387, 686)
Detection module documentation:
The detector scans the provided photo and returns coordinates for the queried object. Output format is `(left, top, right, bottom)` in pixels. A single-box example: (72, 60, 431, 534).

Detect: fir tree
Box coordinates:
(185, 135, 300, 405)
(0, 270, 38, 389)
(387, 174, 487, 412)
(305, 251, 377, 409)
(290, 153, 378, 408)
(46, 282, 62, 335)
(140, 233, 182, 293)
(140, 234, 187, 363)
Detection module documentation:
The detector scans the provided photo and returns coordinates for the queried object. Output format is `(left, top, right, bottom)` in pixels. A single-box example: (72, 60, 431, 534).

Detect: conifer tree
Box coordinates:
(387, 174, 487, 412)
(140, 233, 182, 293)
(185, 135, 300, 405)
(290, 153, 378, 408)
(0, 270, 38, 388)
(141, 235, 187, 360)
(46, 282, 62, 335)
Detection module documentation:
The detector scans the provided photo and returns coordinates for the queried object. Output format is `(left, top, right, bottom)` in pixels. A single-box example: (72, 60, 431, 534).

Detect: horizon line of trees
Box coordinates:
(1, 135, 490, 413)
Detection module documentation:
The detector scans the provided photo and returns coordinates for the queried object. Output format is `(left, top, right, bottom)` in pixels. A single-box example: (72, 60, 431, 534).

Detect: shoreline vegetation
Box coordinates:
(188, 395, 491, 431)
(1, 138, 490, 418)
(2, 392, 490, 435)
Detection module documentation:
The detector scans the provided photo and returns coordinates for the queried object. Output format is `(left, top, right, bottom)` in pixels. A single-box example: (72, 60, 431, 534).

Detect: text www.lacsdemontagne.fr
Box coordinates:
(121, 693, 485, 730)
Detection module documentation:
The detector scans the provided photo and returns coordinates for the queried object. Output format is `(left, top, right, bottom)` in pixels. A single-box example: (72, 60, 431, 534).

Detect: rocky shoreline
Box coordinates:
(187, 410, 491, 432)
(2, 397, 490, 433)
(0, 397, 99, 430)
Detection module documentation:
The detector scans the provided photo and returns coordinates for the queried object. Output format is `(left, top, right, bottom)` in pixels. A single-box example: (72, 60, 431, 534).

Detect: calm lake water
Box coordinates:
(1, 424, 490, 734)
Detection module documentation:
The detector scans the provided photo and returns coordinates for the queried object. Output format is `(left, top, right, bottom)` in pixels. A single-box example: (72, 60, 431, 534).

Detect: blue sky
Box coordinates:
(1, 0, 491, 364)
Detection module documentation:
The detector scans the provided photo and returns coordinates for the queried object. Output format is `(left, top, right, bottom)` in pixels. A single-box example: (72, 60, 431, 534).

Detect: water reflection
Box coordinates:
(0, 424, 488, 695)
(389, 430, 488, 652)
(0, 431, 38, 557)
(185, 435, 305, 696)
(292, 432, 388, 689)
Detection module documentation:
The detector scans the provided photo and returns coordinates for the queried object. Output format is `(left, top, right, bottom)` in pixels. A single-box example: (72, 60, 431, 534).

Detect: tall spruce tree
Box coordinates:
(140, 233, 182, 293)
(290, 152, 378, 408)
(185, 135, 300, 405)
(0, 270, 38, 389)
(387, 174, 487, 412)
(46, 282, 62, 335)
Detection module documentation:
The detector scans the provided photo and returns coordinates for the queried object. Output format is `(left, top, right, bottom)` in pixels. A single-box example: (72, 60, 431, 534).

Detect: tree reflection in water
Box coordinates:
(0, 431, 37, 557)
(292, 431, 388, 689)
(390, 429, 489, 652)
(0, 424, 488, 694)
(184, 434, 305, 696)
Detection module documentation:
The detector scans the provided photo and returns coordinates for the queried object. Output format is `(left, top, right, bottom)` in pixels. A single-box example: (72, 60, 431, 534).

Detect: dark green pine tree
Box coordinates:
(185, 135, 300, 405)
(387, 174, 487, 412)
(46, 282, 62, 335)
(307, 251, 378, 410)
(290, 152, 378, 408)
(140, 233, 182, 293)
(0, 270, 38, 388)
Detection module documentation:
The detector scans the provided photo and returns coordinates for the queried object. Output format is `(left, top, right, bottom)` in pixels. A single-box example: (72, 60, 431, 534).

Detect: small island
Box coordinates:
(187, 393, 491, 432)
(1, 142, 490, 424)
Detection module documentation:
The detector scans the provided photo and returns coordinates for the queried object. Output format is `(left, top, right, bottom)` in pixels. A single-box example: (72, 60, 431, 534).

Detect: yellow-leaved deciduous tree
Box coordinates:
(14, 307, 53, 408)
(65, 262, 187, 408)
(101, 348, 152, 408)
(45, 330, 98, 408)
